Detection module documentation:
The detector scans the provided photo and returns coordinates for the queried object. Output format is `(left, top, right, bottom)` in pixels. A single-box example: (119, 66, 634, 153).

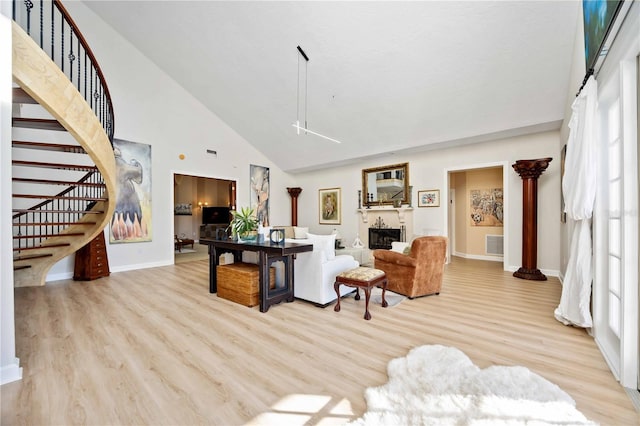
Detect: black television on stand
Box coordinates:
(202, 206, 230, 225)
(200, 207, 231, 240)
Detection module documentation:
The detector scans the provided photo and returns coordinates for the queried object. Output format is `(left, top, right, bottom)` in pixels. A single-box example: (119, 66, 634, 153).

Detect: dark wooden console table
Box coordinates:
(199, 238, 313, 312)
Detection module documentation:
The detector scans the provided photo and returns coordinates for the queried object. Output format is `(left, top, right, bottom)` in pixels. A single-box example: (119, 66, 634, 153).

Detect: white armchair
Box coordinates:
(289, 234, 359, 306)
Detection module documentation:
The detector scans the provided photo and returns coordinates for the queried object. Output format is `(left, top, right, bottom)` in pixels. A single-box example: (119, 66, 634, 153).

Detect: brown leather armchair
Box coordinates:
(373, 236, 447, 298)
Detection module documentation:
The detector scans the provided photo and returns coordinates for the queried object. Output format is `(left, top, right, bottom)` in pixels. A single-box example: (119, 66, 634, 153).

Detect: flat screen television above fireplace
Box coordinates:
(202, 206, 230, 225)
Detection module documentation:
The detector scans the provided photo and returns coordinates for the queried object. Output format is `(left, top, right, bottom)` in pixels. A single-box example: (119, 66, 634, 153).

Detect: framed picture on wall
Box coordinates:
(110, 138, 152, 243)
(319, 188, 341, 224)
(250, 164, 270, 226)
(469, 188, 503, 226)
(174, 203, 192, 216)
(418, 189, 440, 207)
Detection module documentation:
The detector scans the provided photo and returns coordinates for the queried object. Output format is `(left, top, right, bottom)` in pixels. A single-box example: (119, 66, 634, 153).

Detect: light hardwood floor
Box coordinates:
(2, 257, 639, 425)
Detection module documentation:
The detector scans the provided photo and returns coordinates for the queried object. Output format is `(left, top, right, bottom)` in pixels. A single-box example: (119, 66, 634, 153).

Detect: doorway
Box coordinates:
(445, 163, 508, 269)
(173, 173, 236, 263)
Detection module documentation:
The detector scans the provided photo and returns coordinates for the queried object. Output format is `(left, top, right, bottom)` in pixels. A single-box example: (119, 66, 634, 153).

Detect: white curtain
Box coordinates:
(554, 76, 598, 328)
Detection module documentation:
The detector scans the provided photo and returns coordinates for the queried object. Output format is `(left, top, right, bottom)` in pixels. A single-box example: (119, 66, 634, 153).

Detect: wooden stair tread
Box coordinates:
(12, 87, 37, 104)
(14, 253, 54, 261)
(13, 222, 97, 226)
(13, 194, 108, 201)
(12, 177, 105, 187)
(12, 140, 86, 154)
(12, 209, 104, 214)
(12, 160, 98, 171)
(12, 117, 65, 131)
(13, 243, 71, 251)
(13, 233, 85, 239)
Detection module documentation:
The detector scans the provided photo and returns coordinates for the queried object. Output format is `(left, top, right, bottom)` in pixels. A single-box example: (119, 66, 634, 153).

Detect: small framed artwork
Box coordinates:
(174, 203, 192, 215)
(319, 187, 341, 224)
(418, 190, 440, 207)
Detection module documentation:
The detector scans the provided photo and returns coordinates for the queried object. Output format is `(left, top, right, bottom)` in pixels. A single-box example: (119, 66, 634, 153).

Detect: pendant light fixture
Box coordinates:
(293, 45, 342, 144)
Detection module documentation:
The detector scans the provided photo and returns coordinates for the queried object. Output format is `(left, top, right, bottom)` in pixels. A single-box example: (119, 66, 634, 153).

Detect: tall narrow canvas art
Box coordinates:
(250, 164, 270, 226)
(110, 139, 152, 243)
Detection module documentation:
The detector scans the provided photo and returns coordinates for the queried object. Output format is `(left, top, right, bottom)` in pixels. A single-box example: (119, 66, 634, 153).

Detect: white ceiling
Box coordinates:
(83, 1, 580, 173)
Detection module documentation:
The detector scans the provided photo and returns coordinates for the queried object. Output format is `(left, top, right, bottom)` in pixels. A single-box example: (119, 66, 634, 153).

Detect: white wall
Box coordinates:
(1, 10, 22, 384)
(44, 2, 296, 279)
(293, 131, 562, 275)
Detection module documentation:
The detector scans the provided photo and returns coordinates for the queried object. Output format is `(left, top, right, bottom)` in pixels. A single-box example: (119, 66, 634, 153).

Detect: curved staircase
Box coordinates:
(11, 2, 116, 287)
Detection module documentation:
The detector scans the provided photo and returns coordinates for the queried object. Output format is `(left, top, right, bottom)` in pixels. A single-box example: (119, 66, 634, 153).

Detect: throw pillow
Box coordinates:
(390, 241, 410, 253)
(403, 246, 411, 255)
(293, 226, 309, 239)
(306, 233, 336, 260)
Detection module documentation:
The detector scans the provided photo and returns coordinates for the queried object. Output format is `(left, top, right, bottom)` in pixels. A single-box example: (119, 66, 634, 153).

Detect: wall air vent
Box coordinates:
(486, 235, 504, 256)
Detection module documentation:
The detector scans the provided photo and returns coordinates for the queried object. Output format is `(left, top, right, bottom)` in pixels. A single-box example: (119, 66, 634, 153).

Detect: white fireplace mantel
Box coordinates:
(357, 207, 414, 224)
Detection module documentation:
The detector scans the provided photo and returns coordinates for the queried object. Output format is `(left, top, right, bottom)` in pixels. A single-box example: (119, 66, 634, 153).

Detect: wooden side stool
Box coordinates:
(334, 267, 388, 320)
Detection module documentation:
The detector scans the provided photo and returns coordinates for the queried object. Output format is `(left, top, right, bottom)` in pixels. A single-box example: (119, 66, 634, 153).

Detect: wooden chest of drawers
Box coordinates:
(73, 232, 110, 281)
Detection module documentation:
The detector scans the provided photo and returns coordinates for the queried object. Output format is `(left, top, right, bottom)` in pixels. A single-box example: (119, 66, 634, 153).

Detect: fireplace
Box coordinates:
(369, 228, 402, 249)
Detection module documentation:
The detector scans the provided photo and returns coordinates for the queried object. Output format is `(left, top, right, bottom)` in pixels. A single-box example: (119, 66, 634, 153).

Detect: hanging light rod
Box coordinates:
(296, 45, 309, 62)
(292, 45, 343, 144)
(292, 121, 342, 144)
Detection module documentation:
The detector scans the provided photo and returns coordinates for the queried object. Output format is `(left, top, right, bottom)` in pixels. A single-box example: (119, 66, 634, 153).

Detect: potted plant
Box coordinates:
(228, 206, 258, 241)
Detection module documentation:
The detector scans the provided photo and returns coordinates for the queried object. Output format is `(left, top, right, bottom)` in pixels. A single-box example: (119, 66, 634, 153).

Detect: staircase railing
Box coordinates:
(13, 0, 114, 142)
(12, 169, 106, 253)
(11, 0, 117, 280)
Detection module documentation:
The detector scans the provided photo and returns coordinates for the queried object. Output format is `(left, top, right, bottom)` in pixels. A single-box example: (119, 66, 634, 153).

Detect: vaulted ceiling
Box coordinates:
(84, 1, 581, 173)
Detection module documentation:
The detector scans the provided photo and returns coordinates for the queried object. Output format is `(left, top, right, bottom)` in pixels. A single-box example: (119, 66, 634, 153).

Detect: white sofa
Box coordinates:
(245, 227, 359, 306)
(287, 233, 359, 306)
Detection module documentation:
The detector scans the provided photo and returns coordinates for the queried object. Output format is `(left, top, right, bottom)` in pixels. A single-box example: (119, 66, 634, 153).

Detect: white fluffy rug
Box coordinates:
(348, 345, 597, 426)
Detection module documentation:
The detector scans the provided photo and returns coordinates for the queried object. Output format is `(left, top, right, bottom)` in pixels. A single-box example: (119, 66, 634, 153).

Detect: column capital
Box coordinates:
(287, 187, 302, 226)
(287, 187, 303, 198)
(512, 158, 552, 180)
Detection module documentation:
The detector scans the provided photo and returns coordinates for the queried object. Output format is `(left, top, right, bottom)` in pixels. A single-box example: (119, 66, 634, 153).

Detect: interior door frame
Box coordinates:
(449, 188, 456, 255)
(171, 170, 237, 252)
(443, 161, 509, 270)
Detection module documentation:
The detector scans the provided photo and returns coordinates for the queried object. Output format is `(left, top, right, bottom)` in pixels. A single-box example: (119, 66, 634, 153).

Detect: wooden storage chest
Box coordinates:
(217, 262, 275, 307)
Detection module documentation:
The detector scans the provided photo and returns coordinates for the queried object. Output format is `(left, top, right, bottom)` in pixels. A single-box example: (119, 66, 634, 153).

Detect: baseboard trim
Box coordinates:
(1, 358, 22, 385)
(624, 388, 640, 412)
(46, 272, 73, 282)
(111, 260, 173, 273)
(45, 260, 174, 283)
(453, 251, 503, 262)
